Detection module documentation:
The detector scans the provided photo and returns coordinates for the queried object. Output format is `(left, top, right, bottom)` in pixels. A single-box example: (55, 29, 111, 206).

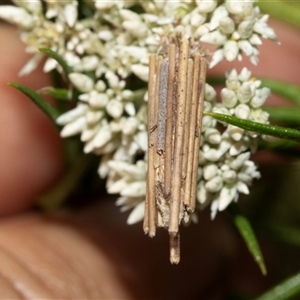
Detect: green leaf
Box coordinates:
(204, 112, 300, 142)
(8, 82, 60, 123)
(39, 87, 72, 101)
(261, 79, 300, 107)
(264, 107, 300, 125)
(229, 204, 267, 275)
(255, 271, 300, 300)
(39, 48, 73, 76)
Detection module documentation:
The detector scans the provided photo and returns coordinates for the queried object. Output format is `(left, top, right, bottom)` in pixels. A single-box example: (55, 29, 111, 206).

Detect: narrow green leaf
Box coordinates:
(204, 112, 300, 142)
(261, 79, 300, 107)
(265, 106, 300, 125)
(39, 48, 73, 75)
(39, 87, 72, 101)
(255, 271, 300, 300)
(8, 82, 60, 123)
(229, 204, 267, 275)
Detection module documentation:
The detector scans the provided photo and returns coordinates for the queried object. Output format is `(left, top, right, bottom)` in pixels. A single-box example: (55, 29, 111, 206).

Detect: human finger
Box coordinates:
(0, 25, 63, 215)
(0, 198, 235, 299)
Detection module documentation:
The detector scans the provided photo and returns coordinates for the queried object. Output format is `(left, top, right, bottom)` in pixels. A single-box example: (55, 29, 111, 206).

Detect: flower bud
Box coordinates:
(238, 20, 253, 39)
(120, 9, 141, 21)
(221, 88, 238, 108)
(92, 122, 112, 149)
(219, 16, 235, 34)
(88, 92, 109, 108)
(205, 176, 223, 193)
(222, 169, 237, 184)
(190, 12, 205, 27)
(121, 182, 146, 197)
(106, 100, 124, 119)
(203, 148, 220, 162)
(0, 6, 34, 29)
(249, 33, 262, 45)
(69, 73, 94, 92)
(203, 164, 219, 181)
(228, 125, 244, 141)
(127, 202, 145, 225)
(86, 111, 103, 125)
(56, 104, 87, 125)
(64, 3, 78, 27)
(250, 87, 271, 108)
(224, 40, 239, 62)
(225, 2, 243, 14)
(197, 181, 208, 204)
(242, 4, 253, 17)
(235, 104, 250, 119)
(209, 5, 228, 31)
(122, 117, 138, 135)
(237, 182, 250, 194)
(60, 117, 86, 138)
(200, 31, 227, 46)
(218, 186, 237, 211)
(226, 79, 240, 91)
(124, 102, 136, 116)
(230, 152, 250, 170)
(209, 48, 224, 68)
(197, 0, 217, 13)
(205, 84, 217, 101)
(80, 55, 99, 71)
(98, 30, 114, 41)
(131, 64, 149, 82)
(238, 67, 252, 82)
(122, 20, 147, 37)
(238, 40, 253, 56)
(253, 20, 279, 42)
(205, 128, 222, 144)
(237, 82, 252, 103)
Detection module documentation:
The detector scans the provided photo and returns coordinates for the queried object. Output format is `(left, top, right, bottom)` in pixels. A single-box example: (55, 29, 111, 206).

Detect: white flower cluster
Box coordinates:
(198, 68, 270, 219)
(0, 0, 277, 224)
(199, 0, 279, 67)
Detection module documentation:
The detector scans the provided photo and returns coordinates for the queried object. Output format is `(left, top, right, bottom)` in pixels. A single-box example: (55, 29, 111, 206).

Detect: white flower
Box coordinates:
(0, 6, 35, 29)
(199, 1, 278, 67)
(69, 73, 94, 93)
(108, 160, 146, 224)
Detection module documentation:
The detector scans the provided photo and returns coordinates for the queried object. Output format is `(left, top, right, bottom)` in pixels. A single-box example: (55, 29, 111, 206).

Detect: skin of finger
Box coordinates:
(0, 26, 63, 215)
(0, 199, 235, 299)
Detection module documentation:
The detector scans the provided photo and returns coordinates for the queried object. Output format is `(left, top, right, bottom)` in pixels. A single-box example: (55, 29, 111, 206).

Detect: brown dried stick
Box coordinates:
(190, 57, 207, 212)
(170, 233, 180, 264)
(182, 58, 194, 208)
(183, 54, 201, 210)
(164, 44, 176, 196)
(145, 54, 157, 237)
(153, 56, 163, 170)
(169, 39, 189, 235)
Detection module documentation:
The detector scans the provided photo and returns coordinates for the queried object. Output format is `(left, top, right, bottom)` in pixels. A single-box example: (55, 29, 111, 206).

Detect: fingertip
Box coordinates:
(0, 26, 63, 215)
